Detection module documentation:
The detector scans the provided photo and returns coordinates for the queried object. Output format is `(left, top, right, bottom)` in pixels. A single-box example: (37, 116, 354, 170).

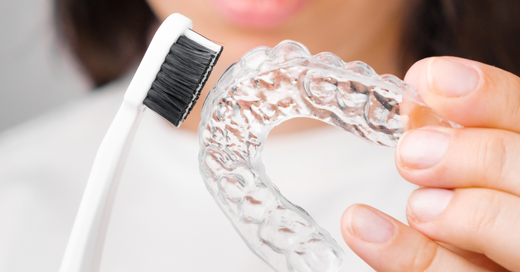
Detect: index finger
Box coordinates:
(405, 56, 520, 133)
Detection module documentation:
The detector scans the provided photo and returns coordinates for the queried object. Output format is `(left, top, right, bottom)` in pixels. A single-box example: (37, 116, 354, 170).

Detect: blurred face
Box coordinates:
(146, 0, 407, 130)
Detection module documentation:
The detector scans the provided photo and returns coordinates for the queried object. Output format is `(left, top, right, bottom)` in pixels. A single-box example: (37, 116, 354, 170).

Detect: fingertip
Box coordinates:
(407, 188, 454, 224)
(404, 56, 482, 101)
(342, 201, 487, 272)
(341, 204, 395, 244)
(404, 57, 432, 91)
(396, 127, 451, 170)
(340, 204, 357, 240)
(340, 205, 397, 270)
(429, 57, 481, 97)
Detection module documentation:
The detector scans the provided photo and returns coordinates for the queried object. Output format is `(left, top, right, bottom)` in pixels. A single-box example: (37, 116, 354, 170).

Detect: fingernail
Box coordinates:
(349, 205, 394, 243)
(408, 188, 454, 222)
(430, 58, 479, 97)
(398, 129, 450, 169)
(403, 58, 428, 90)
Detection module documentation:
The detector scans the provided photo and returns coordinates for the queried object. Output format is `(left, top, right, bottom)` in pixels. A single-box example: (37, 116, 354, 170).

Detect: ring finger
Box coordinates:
(396, 126, 520, 196)
(407, 187, 520, 271)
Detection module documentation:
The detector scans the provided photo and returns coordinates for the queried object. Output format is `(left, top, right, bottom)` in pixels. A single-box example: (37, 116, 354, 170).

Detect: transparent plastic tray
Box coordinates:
(198, 40, 457, 272)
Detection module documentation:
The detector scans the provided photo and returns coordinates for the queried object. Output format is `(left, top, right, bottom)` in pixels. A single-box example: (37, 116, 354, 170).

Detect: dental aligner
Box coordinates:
(198, 41, 456, 272)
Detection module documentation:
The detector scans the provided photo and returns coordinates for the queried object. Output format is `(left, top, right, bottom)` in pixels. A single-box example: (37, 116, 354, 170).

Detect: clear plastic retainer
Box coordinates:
(198, 40, 459, 272)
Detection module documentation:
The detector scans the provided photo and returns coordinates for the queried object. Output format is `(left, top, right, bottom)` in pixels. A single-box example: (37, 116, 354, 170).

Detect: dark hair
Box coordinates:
(400, 0, 520, 75)
(54, 0, 156, 86)
(55, 0, 520, 86)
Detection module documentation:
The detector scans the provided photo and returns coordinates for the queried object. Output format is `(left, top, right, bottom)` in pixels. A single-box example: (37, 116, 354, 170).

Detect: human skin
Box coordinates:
(341, 57, 520, 271)
(146, 0, 406, 132)
(147, 0, 520, 271)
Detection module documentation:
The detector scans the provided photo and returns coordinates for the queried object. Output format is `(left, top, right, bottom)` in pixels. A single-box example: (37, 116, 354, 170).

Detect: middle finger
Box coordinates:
(396, 126, 520, 196)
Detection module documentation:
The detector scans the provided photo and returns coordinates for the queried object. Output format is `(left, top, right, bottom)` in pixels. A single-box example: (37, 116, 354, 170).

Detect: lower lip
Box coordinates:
(208, 0, 312, 29)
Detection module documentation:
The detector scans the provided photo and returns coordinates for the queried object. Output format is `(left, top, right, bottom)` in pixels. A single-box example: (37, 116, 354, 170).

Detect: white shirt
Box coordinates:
(0, 79, 417, 271)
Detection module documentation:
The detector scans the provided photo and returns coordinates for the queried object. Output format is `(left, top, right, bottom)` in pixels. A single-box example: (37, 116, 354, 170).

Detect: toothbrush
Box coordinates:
(59, 13, 222, 272)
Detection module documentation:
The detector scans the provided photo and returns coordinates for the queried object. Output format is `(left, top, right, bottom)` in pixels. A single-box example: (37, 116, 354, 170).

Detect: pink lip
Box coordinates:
(208, 0, 312, 29)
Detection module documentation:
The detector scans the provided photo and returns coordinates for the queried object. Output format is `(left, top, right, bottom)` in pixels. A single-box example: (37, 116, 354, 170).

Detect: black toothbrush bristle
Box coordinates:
(143, 34, 222, 127)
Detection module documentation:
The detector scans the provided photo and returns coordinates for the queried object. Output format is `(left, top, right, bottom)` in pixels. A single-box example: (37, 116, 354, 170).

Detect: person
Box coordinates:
(1, 0, 519, 271)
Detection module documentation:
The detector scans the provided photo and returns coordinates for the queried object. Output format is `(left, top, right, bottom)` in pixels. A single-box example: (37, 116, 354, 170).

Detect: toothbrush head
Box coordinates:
(144, 32, 222, 127)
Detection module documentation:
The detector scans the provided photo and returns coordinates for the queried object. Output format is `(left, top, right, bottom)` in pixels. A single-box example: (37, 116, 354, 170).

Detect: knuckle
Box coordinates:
(485, 68, 520, 124)
(500, 75, 520, 124)
(465, 190, 502, 239)
(508, 95, 520, 124)
(472, 132, 508, 186)
(409, 239, 439, 272)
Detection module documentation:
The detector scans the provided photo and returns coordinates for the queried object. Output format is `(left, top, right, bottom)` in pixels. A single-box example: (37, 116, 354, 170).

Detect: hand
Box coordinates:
(340, 57, 520, 271)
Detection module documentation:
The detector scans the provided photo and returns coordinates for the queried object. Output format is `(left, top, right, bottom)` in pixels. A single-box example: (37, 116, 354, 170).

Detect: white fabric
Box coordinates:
(0, 79, 417, 272)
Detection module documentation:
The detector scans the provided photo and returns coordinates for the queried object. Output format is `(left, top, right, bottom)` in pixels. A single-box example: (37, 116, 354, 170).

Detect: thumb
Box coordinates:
(340, 204, 501, 271)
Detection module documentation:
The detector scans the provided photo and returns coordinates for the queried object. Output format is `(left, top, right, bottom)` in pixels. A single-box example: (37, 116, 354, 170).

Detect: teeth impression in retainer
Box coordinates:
(198, 40, 458, 272)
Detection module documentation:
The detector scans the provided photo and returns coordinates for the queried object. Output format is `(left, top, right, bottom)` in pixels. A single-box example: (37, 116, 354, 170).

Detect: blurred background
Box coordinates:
(0, 0, 88, 132)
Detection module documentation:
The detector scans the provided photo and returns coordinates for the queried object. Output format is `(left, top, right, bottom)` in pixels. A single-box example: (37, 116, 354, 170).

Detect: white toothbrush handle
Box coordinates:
(60, 13, 195, 272)
(59, 101, 143, 272)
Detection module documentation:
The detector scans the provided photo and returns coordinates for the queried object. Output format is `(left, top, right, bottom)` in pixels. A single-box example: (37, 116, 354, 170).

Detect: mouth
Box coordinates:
(208, 0, 312, 29)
